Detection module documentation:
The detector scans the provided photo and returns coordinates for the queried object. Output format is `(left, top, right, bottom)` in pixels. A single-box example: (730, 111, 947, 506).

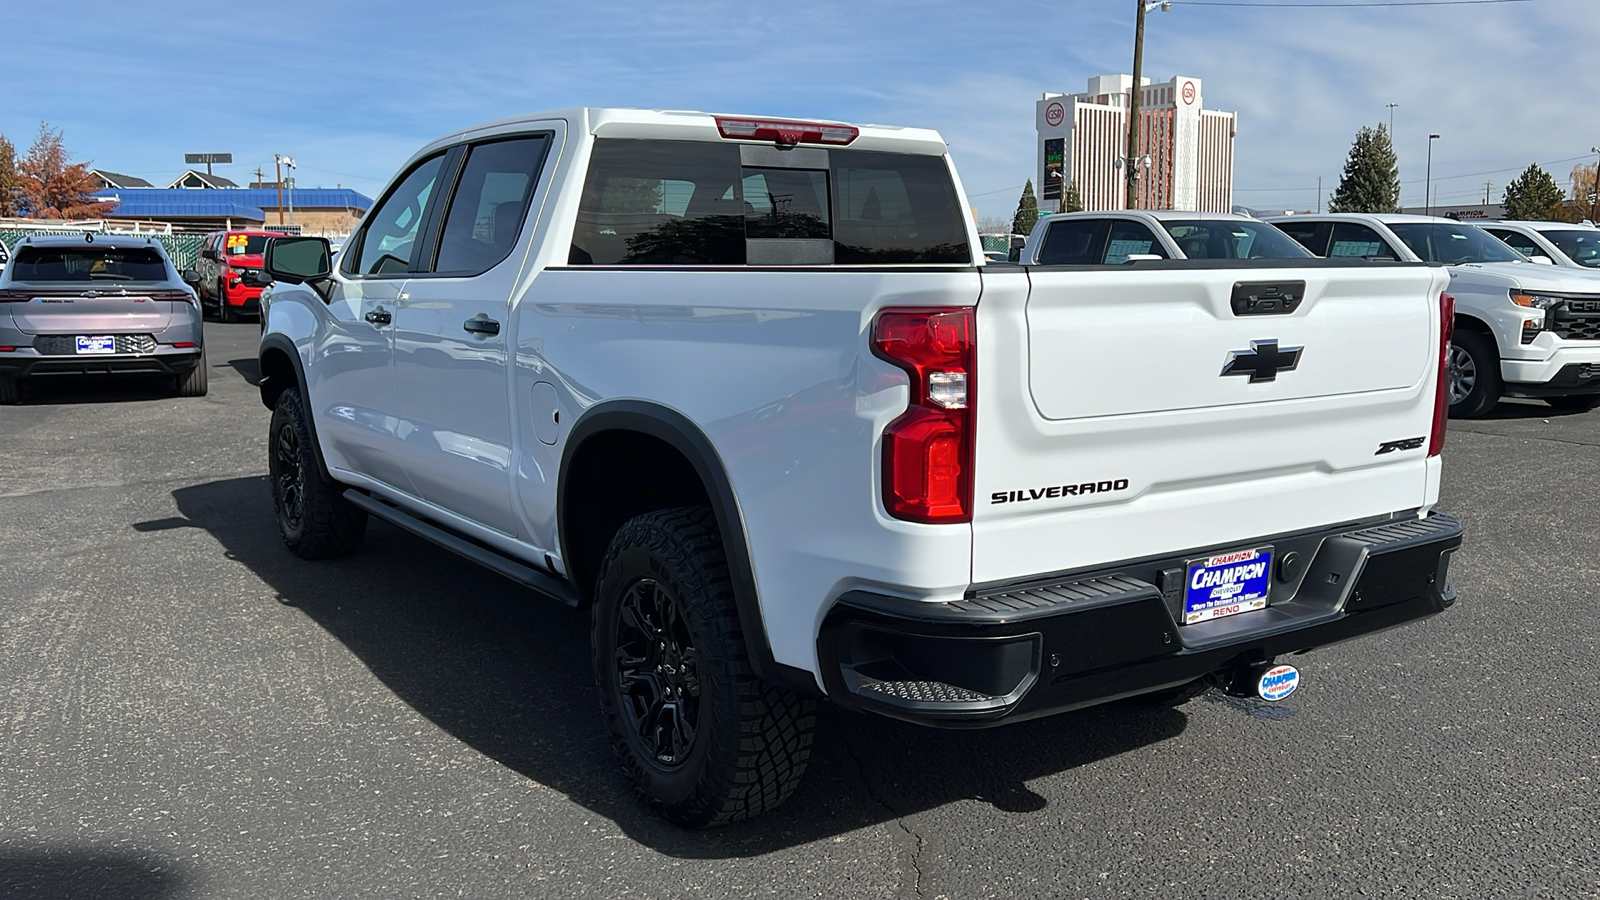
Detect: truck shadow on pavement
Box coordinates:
(0, 847, 189, 900)
(165, 476, 1188, 858)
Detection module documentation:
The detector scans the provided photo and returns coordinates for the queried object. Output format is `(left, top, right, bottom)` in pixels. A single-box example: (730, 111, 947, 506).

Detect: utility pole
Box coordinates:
(1126, 0, 1147, 210)
(273, 156, 285, 226)
(1124, 0, 1171, 210)
(1484, 181, 1492, 205)
(1317, 176, 1323, 214)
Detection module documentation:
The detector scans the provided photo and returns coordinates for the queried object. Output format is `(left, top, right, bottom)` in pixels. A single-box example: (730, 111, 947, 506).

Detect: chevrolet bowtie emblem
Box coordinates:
(1221, 339, 1303, 383)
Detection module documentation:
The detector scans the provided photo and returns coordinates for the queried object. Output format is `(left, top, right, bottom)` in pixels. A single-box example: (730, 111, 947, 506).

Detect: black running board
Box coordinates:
(342, 489, 581, 607)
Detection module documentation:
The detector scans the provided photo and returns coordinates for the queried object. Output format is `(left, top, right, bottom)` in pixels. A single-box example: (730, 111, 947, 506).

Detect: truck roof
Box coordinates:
(428, 107, 952, 158)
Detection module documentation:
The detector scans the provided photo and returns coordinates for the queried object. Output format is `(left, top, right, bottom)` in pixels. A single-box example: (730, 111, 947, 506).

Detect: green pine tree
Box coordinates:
(1328, 124, 1400, 214)
(1012, 180, 1039, 236)
(1502, 163, 1565, 221)
(1064, 180, 1083, 213)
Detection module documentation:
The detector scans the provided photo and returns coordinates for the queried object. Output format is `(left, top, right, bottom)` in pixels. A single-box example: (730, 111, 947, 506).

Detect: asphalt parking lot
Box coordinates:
(2, 321, 1597, 900)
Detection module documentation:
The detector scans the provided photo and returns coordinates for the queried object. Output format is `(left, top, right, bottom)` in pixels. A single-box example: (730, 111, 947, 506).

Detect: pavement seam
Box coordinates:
(841, 729, 928, 900)
(1450, 426, 1600, 450)
(0, 471, 265, 501)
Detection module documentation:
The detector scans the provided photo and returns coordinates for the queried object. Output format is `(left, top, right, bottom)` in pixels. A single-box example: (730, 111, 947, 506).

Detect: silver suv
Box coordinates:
(0, 234, 206, 403)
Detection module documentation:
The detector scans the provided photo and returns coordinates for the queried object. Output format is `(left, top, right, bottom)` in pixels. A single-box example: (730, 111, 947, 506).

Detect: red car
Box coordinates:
(191, 230, 277, 322)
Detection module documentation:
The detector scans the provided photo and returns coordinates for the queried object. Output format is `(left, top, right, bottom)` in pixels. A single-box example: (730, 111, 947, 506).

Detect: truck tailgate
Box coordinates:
(971, 262, 1451, 586)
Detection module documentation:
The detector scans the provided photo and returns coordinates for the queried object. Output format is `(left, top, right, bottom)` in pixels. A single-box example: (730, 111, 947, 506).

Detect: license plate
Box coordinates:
(1183, 546, 1273, 624)
(76, 336, 115, 354)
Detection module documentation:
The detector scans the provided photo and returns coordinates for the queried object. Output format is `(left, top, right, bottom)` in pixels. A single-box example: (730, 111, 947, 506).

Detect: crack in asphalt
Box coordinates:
(841, 729, 928, 899)
(1450, 427, 1600, 449)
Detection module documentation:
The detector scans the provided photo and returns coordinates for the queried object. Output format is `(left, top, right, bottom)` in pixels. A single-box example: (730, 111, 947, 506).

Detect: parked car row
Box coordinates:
(1014, 210, 1600, 418)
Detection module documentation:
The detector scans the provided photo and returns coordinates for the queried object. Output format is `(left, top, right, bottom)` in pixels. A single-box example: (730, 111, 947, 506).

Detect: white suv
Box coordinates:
(1268, 213, 1600, 416)
(258, 109, 1464, 826)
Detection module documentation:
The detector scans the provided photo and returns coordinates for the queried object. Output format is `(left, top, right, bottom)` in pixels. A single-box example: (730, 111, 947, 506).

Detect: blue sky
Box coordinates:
(4, 0, 1595, 222)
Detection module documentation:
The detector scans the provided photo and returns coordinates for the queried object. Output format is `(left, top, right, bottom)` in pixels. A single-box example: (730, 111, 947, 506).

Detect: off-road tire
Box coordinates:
(592, 506, 816, 828)
(268, 387, 367, 559)
(0, 375, 19, 405)
(174, 349, 209, 397)
(1448, 330, 1501, 419)
(1544, 394, 1600, 412)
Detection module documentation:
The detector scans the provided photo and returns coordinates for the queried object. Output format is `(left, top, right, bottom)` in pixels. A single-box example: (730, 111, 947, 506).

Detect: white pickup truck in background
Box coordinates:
(256, 109, 1464, 827)
(1269, 213, 1600, 416)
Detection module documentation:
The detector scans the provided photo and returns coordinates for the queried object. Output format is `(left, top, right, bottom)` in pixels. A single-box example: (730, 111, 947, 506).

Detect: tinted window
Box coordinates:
(433, 136, 552, 276)
(350, 154, 446, 276)
(11, 246, 168, 281)
(570, 140, 744, 266)
(1274, 220, 1324, 255)
(1543, 229, 1600, 268)
(1329, 222, 1399, 260)
(1037, 219, 1107, 265)
(1486, 229, 1541, 259)
(1105, 220, 1167, 264)
(1163, 220, 1311, 259)
(1389, 223, 1521, 264)
(743, 168, 831, 239)
(831, 150, 969, 263)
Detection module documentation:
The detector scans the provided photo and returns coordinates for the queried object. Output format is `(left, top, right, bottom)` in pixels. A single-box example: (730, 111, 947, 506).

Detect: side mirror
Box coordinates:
(1529, 255, 1555, 266)
(200, 248, 219, 261)
(181, 268, 200, 283)
(240, 269, 273, 288)
(264, 236, 333, 284)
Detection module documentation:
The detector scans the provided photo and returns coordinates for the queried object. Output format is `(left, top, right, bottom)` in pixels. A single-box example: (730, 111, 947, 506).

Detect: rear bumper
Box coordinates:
(818, 511, 1463, 727)
(0, 348, 202, 379)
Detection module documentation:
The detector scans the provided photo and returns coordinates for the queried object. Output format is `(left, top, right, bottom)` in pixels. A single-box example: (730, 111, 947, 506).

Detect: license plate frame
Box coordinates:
(76, 335, 116, 355)
(1183, 546, 1273, 625)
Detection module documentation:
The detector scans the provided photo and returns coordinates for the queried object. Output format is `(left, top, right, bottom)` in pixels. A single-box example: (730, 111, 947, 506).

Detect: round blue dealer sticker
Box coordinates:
(1257, 664, 1299, 701)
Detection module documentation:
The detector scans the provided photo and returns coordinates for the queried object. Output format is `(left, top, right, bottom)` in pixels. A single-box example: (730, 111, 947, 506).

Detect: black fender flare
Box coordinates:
(560, 399, 820, 694)
(258, 333, 335, 482)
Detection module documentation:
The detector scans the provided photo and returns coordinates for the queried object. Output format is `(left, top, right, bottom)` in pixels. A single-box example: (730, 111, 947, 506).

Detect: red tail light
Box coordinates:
(872, 307, 975, 523)
(1429, 292, 1455, 457)
(715, 117, 858, 147)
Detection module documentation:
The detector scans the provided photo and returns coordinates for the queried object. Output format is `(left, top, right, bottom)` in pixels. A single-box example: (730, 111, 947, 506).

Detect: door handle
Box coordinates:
(364, 307, 391, 326)
(463, 316, 501, 336)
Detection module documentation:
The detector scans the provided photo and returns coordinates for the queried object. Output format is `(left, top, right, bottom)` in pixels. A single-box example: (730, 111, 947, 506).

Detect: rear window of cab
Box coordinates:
(569, 139, 970, 266)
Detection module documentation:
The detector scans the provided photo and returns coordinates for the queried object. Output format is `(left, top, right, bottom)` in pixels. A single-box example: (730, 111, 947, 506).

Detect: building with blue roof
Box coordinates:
(92, 183, 373, 234)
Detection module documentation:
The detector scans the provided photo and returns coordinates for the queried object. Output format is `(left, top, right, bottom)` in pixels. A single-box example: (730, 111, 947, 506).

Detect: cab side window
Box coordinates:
(569, 140, 744, 266)
(1037, 219, 1108, 265)
(347, 154, 446, 277)
(1328, 223, 1399, 260)
(1274, 220, 1325, 255)
(432, 136, 552, 277)
(1105, 220, 1168, 263)
(1487, 229, 1539, 258)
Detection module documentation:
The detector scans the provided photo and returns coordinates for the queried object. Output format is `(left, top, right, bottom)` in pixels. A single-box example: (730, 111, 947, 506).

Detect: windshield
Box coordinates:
(1388, 223, 1522, 264)
(1161, 220, 1312, 259)
(1542, 230, 1600, 268)
(225, 235, 273, 256)
(10, 246, 169, 281)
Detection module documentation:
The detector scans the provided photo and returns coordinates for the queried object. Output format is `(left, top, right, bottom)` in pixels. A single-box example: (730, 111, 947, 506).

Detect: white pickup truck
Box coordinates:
(256, 108, 1464, 827)
(1267, 213, 1600, 416)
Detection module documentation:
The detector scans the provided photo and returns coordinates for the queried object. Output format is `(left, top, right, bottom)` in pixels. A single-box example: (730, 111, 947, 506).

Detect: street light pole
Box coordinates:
(1385, 102, 1398, 136)
(1589, 146, 1600, 221)
(1425, 134, 1440, 217)
(1125, 0, 1171, 210)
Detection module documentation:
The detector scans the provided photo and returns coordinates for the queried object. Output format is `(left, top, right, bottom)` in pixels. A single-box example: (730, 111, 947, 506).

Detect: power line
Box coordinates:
(1175, 0, 1530, 7)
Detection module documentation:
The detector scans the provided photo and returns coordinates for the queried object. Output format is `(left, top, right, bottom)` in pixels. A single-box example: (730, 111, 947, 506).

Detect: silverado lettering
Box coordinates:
(990, 479, 1131, 504)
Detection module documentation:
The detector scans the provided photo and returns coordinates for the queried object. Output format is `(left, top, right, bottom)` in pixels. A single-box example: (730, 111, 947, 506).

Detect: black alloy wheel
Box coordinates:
(267, 388, 367, 558)
(614, 577, 702, 767)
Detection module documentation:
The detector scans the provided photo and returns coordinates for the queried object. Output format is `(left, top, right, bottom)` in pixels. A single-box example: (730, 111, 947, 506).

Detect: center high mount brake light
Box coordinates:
(715, 117, 858, 149)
